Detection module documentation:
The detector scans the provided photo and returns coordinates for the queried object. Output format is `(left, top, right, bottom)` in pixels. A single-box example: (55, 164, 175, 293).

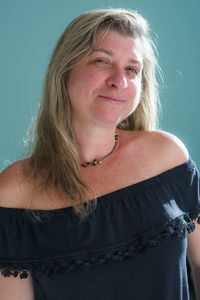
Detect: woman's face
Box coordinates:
(66, 29, 143, 130)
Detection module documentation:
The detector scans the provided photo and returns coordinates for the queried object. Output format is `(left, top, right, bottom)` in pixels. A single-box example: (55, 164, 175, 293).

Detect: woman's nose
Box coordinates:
(106, 69, 128, 89)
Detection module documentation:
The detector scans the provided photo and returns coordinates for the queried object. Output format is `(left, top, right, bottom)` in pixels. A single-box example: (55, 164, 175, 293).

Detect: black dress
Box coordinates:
(0, 158, 199, 300)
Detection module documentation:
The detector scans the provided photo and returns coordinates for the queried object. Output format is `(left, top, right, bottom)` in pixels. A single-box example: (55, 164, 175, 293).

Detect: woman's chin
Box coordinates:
(94, 113, 124, 127)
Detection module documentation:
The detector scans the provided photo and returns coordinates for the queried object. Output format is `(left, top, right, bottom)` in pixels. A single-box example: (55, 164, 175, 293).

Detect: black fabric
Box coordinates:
(0, 158, 200, 299)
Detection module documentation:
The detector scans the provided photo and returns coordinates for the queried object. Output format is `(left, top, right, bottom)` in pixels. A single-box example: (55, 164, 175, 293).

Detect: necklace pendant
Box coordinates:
(82, 162, 91, 167)
(92, 159, 99, 166)
(91, 159, 103, 166)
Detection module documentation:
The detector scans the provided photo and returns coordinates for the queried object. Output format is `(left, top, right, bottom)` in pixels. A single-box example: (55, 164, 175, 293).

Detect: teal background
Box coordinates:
(1, 0, 200, 171)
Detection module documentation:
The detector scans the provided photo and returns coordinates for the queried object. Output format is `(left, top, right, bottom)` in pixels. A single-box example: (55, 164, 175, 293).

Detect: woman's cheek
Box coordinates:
(130, 78, 141, 98)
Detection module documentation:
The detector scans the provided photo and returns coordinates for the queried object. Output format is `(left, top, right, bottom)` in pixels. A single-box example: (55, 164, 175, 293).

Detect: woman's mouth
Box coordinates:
(99, 95, 125, 104)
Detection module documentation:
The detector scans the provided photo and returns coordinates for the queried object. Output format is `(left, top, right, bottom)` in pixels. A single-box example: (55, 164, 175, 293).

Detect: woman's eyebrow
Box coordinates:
(92, 48, 114, 56)
(91, 48, 143, 66)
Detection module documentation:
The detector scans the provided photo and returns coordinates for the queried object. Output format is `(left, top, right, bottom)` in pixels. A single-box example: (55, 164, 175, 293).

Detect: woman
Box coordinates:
(0, 8, 199, 300)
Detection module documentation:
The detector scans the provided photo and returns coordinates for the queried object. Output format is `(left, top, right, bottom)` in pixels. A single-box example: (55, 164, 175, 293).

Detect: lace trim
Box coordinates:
(1, 209, 200, 279)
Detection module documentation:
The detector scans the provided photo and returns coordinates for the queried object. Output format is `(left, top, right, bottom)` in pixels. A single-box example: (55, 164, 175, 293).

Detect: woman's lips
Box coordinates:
(99, 95, 125, 104)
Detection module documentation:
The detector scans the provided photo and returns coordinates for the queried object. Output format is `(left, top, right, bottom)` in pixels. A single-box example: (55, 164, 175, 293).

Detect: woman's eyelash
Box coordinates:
(128, 67, 138, 73)
(95, 59, 108, 64)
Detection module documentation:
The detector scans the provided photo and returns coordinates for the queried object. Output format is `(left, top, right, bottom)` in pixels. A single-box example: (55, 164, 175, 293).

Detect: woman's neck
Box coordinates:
(73, 126, 118, 165)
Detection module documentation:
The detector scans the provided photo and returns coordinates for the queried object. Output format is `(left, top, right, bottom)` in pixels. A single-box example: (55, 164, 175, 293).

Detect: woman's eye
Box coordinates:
(95, 59, 108, 64)
(128, 67, 138, 74)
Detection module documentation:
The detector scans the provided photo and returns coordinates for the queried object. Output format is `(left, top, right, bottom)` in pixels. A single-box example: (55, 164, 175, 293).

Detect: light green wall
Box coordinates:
(1, 0, 199, 171)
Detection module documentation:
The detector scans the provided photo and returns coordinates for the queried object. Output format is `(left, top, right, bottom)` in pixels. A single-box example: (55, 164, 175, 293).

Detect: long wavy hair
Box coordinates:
(23, 8, 161, 221)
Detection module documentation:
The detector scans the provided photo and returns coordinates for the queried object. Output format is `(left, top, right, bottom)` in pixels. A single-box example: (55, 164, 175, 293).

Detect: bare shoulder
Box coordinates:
(0, 160, 25, 190)
(143, 130, 188, 160)
(0, 160, 68, 210)
(143, 130, 189, 169)
(121, 129, 189, 173)
(0, 160, 32, 208)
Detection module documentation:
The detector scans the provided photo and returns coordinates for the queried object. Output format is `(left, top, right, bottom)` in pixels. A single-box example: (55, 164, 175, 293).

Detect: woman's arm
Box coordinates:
(0, 162, 35, 299)
(0, 274, 34, 300)
(187, 220, 200, 300)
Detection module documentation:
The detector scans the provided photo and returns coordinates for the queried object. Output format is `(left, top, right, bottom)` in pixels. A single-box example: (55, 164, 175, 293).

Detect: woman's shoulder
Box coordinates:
(139, 129, 188, 156)
(0, 160, 33, 209)
(120, 129, 189, 172)
(0, 160, 68, 211)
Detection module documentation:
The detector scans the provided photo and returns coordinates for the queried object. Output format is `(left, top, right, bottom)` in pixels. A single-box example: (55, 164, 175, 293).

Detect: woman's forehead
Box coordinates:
(92, 30, 143, 64)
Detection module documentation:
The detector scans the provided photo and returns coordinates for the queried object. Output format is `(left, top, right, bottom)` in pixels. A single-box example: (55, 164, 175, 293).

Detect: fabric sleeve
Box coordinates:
(0, 209, 40, 279)
(183, 159, 200, 232)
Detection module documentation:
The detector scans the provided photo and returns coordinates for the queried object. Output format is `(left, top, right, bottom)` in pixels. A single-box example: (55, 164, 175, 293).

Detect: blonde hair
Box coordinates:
(24, 8, 160, 221)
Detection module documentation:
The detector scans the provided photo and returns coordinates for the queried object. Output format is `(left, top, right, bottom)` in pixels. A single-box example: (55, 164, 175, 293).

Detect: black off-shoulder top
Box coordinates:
(0, 158, 200, 300)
